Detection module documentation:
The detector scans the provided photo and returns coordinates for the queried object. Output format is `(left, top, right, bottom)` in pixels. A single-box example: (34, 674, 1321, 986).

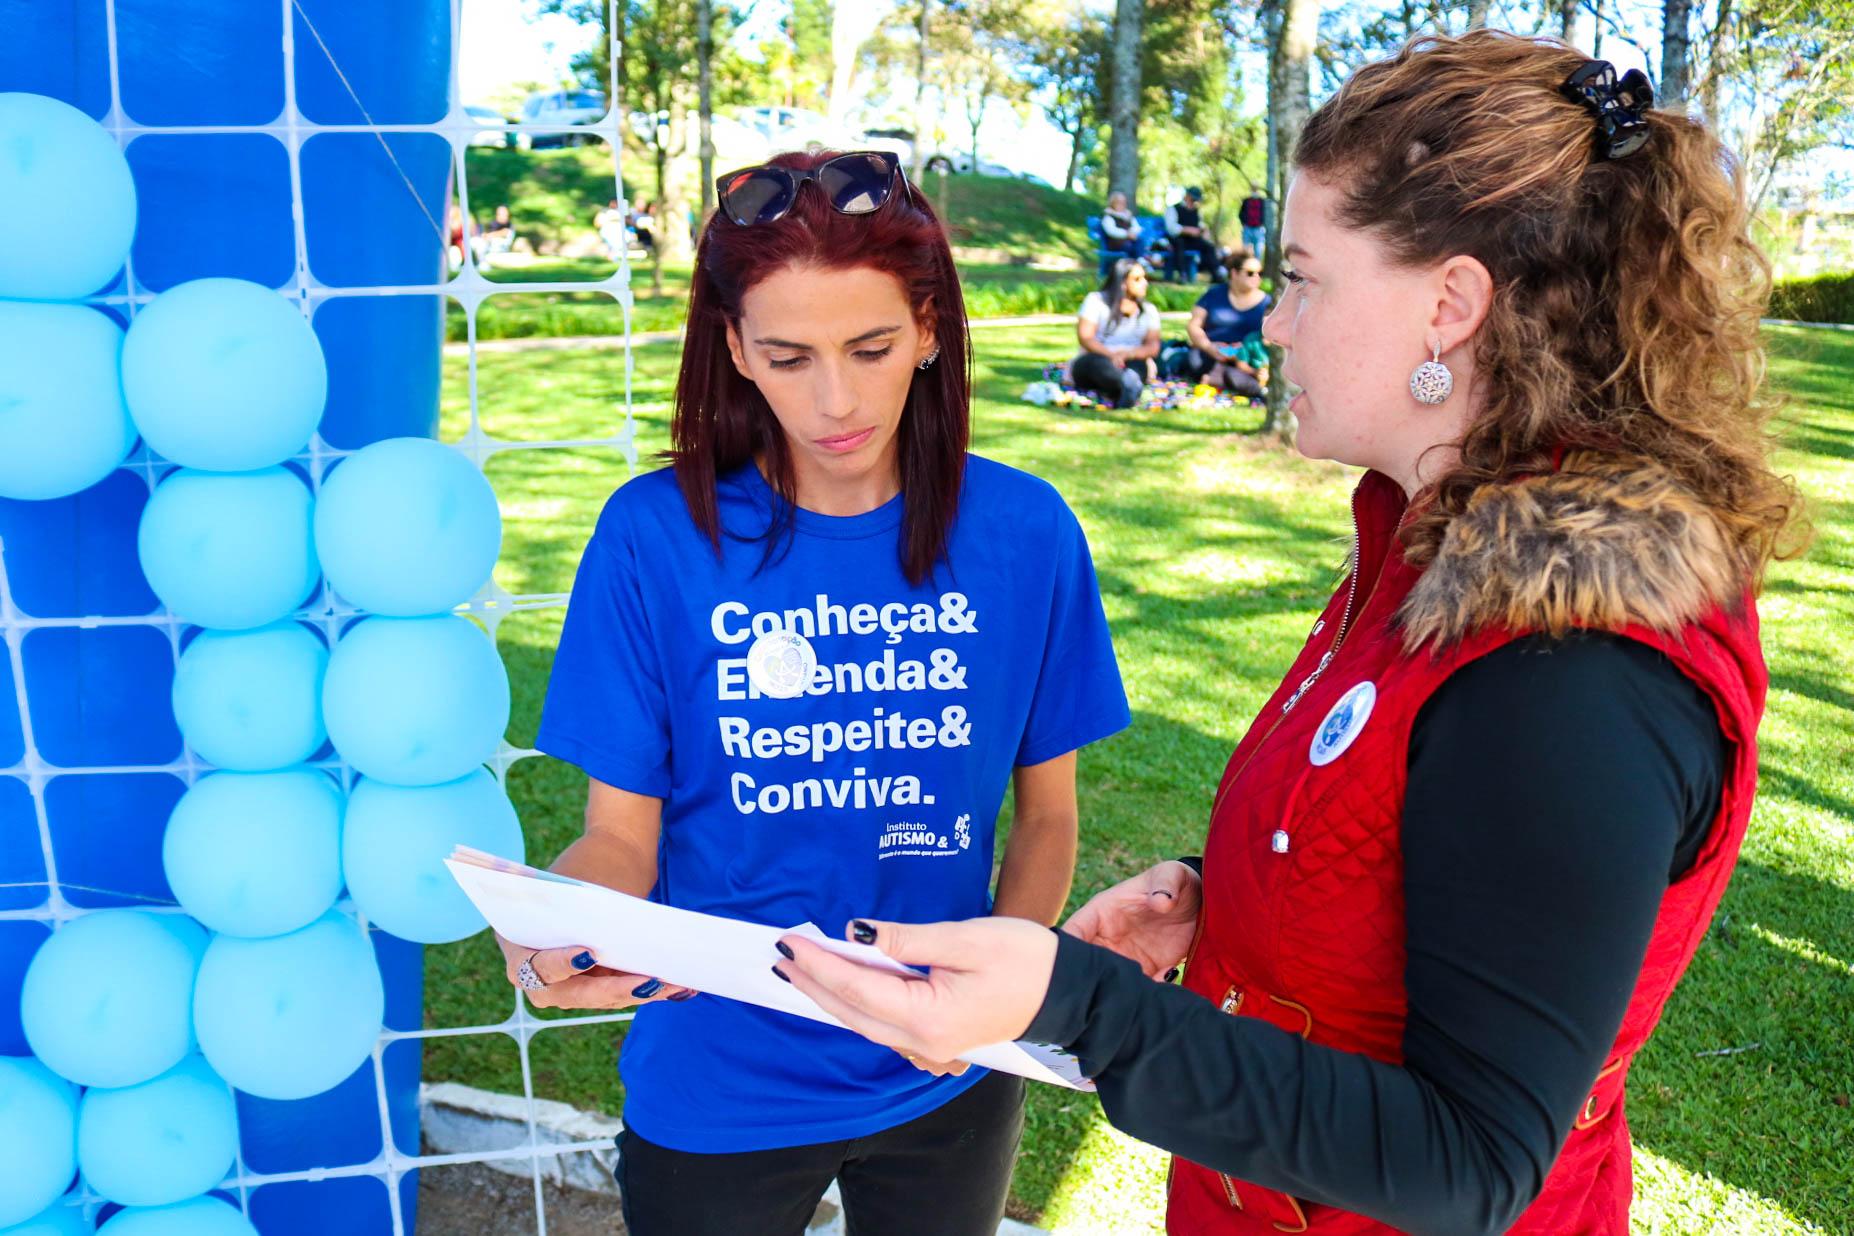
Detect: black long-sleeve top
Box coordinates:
(1025, 633, 1726, 1236)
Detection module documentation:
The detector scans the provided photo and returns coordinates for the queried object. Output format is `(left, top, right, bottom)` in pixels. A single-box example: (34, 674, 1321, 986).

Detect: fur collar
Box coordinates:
(1398, 451, 1748, 649)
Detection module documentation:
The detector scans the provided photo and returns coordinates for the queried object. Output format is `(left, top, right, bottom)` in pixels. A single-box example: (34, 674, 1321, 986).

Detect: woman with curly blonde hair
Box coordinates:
(774, 30, 1802, 1235)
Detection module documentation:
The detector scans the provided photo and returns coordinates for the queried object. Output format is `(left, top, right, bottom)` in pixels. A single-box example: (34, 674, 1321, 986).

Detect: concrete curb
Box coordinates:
(418, 1082, 1048, 1235)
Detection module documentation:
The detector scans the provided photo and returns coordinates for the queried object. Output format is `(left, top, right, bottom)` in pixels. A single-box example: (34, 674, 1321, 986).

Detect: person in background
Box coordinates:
(1100, 191, 1146, 262)
(1239, 192, 1268, 258)
(631, 199, 658, 255)
(596, 197, 629, 259)
(474, 203, 516, 267)
(1165, 187, 1220, 282)
(1072, 258, 1163, 409)
(1185, 249, 1271, 396)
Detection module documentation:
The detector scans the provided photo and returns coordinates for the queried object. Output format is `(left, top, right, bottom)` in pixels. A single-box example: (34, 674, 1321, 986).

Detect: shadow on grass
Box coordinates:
(1631, 858, 1854, 1233)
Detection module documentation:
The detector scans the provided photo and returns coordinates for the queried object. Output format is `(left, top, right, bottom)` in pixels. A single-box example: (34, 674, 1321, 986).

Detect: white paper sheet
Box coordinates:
(444, 851, 1092, 1091)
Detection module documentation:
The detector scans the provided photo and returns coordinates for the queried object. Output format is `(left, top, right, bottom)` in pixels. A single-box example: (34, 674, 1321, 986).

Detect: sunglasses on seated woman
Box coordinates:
(715, 151, 909, 227)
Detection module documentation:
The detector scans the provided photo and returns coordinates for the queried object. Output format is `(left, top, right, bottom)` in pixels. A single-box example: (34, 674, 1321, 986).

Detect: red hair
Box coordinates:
(670, 149, 971, 586)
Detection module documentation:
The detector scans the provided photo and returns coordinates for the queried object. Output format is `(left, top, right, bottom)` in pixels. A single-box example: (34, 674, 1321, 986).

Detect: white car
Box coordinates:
(463, 105, 512, 148)
(521, 90, 608, 148)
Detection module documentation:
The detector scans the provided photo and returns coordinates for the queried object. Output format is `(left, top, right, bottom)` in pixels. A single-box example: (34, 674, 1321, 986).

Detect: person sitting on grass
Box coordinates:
(1100, 191, 1146, 262)
(1185, 248, 1272, 397)
(1072, 258, 1163, 409)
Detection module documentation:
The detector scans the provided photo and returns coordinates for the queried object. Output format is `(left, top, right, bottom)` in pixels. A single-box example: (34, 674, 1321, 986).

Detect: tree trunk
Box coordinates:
(1661, 0, 1692, 107)
(1107, 0, 1142, 207)
(1697, 0, 1733, 124)
(1262, 0, 1317, 443)
(911, 0, 932, 182)
(1065, 125, 1082, 193)
(698, 0, 715, 224)
(1467, 0, 1491, 28)
(1560, 0, 1579, 42)
(829, 0, 857, 128)
(657, 102, 695, 287)
(1592, 0, 1605, 54)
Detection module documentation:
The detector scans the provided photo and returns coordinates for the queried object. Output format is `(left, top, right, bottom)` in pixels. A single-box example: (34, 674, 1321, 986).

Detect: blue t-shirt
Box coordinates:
(1196, 284, 1272, 345)
(536, 455, 1130, 1152)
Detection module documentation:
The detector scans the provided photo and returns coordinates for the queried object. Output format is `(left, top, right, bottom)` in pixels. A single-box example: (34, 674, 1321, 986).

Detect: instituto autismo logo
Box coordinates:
(877, 813, 972, 860)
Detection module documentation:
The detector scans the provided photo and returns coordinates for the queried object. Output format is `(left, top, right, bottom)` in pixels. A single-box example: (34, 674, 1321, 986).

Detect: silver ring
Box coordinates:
(516, 954, 547, 991)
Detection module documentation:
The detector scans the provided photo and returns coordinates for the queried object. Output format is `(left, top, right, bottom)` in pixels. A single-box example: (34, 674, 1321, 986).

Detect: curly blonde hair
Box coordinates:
(1294, 29, 1802, 582)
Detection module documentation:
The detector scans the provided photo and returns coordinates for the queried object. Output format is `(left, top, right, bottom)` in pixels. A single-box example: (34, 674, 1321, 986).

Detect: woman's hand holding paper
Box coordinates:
(776, 918, 1057, 1066)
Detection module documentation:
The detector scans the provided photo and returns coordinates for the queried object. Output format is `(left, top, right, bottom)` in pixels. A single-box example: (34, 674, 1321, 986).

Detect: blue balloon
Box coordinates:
(192, 911, 383, 1101)
(0, 1057, 77, 1228)
(322, 615, 510, 786)
(96, 1198, 255, 1236)
(137, 467, 319, 631)
(21, 911, 206, 1089)
(343, 770, 523, 943)
(162, 770, 343, 939)
(0, 1192, 91, 1236)
(172, 623, 329, 770)
(119, 279, 326, 472)
(76, 1055, 237, 1208)
(0, 302, 137, 501)
(314, 437, 502, 617)
(0, 93, 136, 301)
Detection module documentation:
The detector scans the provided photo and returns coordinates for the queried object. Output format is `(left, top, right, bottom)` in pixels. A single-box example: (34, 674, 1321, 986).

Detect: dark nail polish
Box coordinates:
(850, 920, 877, 945)
(631, 978, 663, 998)
(775, 940, 795, 960)
(571, 951, 595, 971)
(1162, 967, 1180, 983)
(669, 990, 698, 1002)
(771, 965, 791, 983)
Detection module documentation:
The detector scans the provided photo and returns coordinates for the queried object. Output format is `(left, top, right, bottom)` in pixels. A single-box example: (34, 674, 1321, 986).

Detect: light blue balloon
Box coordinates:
(0, 1058, 77, 1228)
(96, 1198, 255, 1236)
(315, 437, 502, 617)
(344, 770, 523, 943)
(0, 93, 135, 301)
(0, 1191, 92, 1236)
(0, 301, 137, 502)
(192, 911, 383, 1101)
(21, 912, 206, 1089)
(323, 615, 510, 786)
(162, 770, 343, 939)
(77, 1056, 236, 1208)
(137, 467, 319, 631)
(119, 279, 326, 472)
(172, 622, 329, 770)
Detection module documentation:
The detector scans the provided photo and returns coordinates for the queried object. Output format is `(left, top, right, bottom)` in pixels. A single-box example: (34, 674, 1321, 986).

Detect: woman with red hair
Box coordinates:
(493, 150, 1129, 1235)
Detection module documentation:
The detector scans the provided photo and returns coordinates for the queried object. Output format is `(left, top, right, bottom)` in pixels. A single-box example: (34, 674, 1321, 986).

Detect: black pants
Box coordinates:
(1071, 350, 1145, 408)
(615, 1070, 1026, 1236)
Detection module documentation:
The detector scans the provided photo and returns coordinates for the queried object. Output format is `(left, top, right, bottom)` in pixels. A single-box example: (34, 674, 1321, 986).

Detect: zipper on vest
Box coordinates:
(1218, 986, 1247, 1209)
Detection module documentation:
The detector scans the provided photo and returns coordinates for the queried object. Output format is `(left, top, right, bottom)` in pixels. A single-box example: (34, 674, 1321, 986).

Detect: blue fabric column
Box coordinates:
(0, 2, 453, 1230)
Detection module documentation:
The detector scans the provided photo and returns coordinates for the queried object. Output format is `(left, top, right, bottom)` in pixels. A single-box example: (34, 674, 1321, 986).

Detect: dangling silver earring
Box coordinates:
(1410, 339, 1453, 405)
(917, 347, 940, 371)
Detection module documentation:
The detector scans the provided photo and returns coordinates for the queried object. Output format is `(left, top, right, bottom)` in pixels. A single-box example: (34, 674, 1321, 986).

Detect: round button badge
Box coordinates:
(745, 629, 818, 699)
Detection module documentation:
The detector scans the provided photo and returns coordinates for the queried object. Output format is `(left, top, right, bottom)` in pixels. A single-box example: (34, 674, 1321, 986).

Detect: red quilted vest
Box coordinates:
(1169, 468, 1766, 1235)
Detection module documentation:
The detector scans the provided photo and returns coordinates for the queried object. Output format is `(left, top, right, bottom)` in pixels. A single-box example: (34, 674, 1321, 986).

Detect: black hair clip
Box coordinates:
(1559, 60, 1655, 160)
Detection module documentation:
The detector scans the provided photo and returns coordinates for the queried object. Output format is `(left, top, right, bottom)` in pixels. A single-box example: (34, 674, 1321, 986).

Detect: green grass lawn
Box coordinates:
(423, 323, 1854, 1233)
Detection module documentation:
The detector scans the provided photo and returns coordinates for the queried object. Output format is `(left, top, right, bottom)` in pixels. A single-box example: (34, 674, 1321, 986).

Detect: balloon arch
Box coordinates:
(1, 3, 637, 1232)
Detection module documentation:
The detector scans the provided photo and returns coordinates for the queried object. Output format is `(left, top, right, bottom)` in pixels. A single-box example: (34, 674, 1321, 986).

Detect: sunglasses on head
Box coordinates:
(715, 151, 907, 227)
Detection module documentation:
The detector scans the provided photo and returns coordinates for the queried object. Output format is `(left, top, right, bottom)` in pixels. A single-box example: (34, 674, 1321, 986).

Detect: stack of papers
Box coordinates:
(445, 847, 1093, 1091)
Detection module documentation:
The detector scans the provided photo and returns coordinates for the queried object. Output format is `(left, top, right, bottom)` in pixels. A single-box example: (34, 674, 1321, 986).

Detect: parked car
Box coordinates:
(520, 89, 608, 148)
(463, 105, 513, 148)
(921, 150, 1019, 179)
